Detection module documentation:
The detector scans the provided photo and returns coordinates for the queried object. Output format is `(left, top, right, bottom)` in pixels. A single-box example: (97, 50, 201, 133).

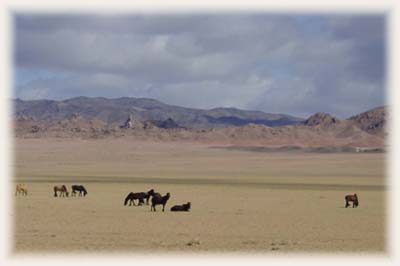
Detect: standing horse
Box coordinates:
(150, 192, 171, 212)
(124, 189, 154, 206)
(71, 185, 88, 197)
(15, 184, 28, 196)
(345, 193, 359, 208)
(54, 185, 69, 197)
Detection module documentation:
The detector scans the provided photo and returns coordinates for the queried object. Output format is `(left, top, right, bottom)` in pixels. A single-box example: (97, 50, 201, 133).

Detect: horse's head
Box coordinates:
(186, 202, 191, 209)
(84, 190, 88, 196)
(148, 189, 155, 195)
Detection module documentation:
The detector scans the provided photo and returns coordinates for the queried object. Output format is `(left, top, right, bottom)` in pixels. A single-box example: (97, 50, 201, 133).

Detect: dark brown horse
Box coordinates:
(124, 189, 154, 206)
(54, 185, 69, 197)
(170, 202, 191, 212)
(71, 185, 88, 197)
(150, 192, 170, 212)
(345, 193, 359, 208)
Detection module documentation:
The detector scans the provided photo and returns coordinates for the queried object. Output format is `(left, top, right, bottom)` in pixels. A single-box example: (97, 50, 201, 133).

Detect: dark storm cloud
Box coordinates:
(14, 13, 385, 118)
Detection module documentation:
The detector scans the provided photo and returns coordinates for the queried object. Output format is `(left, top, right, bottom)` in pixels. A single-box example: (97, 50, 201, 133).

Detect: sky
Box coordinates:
(14, 13, 386, 118)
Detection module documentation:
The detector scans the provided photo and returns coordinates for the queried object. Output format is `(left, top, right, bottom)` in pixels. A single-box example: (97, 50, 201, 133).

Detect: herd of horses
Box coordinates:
(15, 183, 359, 210)
(53, 185, 88, 197)
(15, 183, 190, 212)
(124, 189, 189, 212)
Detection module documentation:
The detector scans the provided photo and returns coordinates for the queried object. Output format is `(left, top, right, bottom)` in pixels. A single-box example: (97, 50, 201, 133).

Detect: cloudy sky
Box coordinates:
(14, 13, 385, 118)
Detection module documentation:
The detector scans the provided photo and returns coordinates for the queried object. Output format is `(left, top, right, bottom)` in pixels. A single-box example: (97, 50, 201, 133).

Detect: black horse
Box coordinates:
(345, 193, 359, 208)
(124, 189, 154, 206)
(150, 192, 170, 212)
(71, 185, 88, 197)
(170, 202, 191, 212)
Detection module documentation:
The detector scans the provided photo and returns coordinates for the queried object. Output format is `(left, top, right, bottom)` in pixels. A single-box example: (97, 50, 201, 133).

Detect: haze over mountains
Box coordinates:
(13, 97, 386, 150)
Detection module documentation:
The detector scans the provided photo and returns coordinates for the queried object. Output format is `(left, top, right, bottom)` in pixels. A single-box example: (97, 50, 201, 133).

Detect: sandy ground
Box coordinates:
(12, 139, 386, 253)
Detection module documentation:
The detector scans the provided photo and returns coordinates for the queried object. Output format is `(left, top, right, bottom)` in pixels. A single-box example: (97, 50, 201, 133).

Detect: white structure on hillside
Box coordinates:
(122, 114, 133, 129)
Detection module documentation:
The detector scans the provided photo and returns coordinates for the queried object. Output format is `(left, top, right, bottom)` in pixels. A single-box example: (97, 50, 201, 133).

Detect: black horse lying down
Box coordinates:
(150, 192, 170, 212)
(170, 202, 191, 212)
(345, 193, 359, 208)
(124, 189, 154, 206)
(71, 185, 88, 197)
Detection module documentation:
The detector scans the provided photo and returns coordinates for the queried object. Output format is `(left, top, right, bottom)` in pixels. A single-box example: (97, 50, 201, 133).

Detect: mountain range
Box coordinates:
(14, 97, 303, 129)
(13, 97, 387, 150)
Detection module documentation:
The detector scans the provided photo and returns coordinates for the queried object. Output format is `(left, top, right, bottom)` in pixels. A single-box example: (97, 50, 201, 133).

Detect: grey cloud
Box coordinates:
(14, 13, 386, 118)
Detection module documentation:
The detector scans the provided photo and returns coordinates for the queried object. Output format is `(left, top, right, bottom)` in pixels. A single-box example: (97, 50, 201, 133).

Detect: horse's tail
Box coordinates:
(124, 193, 132, 206)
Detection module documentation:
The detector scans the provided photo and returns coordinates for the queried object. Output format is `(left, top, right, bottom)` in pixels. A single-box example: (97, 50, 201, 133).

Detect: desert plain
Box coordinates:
(12, 138, 386, 253)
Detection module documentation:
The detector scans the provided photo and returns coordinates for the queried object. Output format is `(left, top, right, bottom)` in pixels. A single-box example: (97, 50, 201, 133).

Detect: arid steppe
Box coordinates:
(13, 138, 386, 253)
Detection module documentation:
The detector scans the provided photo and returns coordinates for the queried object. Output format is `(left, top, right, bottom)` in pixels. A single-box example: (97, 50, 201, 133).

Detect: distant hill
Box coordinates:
(13, 97, 304, 129)
(347, 106, 386, 137)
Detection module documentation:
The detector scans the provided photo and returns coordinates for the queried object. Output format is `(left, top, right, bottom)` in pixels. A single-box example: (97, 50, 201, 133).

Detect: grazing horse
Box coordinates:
(15, 184, 28, 196)
(345, 193, 359, 208)
(170, 202, 191, 212)
(150, 192, 171, 212)
(71, 185, 88, 197)
(54, 185, 69, 197)
(124, 189, 154, 206)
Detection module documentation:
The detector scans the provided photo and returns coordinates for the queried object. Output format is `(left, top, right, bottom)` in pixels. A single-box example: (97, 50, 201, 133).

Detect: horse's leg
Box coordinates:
(162, 204, 165, 212)
(345, 200, 349, 208)
(54, 191, 57, 197)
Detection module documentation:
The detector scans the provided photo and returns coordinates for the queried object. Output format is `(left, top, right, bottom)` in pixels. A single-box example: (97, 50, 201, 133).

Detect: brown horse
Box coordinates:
(54, 185, 69, 197)
(150, 192, 170, 212)
(15, 184, 28, 196)
(345, 193, 359, 208)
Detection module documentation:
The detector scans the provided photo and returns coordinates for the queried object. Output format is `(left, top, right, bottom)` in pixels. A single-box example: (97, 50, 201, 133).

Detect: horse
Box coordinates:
(15, 184, 28, 196)
(170, 202, 191, 212)
(71, 185, 88, 197)
(345, 193, 359, 208)
(54, 185, 69, 197)
(124, 189, 154, 206)
(150, 192, 170, 212)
